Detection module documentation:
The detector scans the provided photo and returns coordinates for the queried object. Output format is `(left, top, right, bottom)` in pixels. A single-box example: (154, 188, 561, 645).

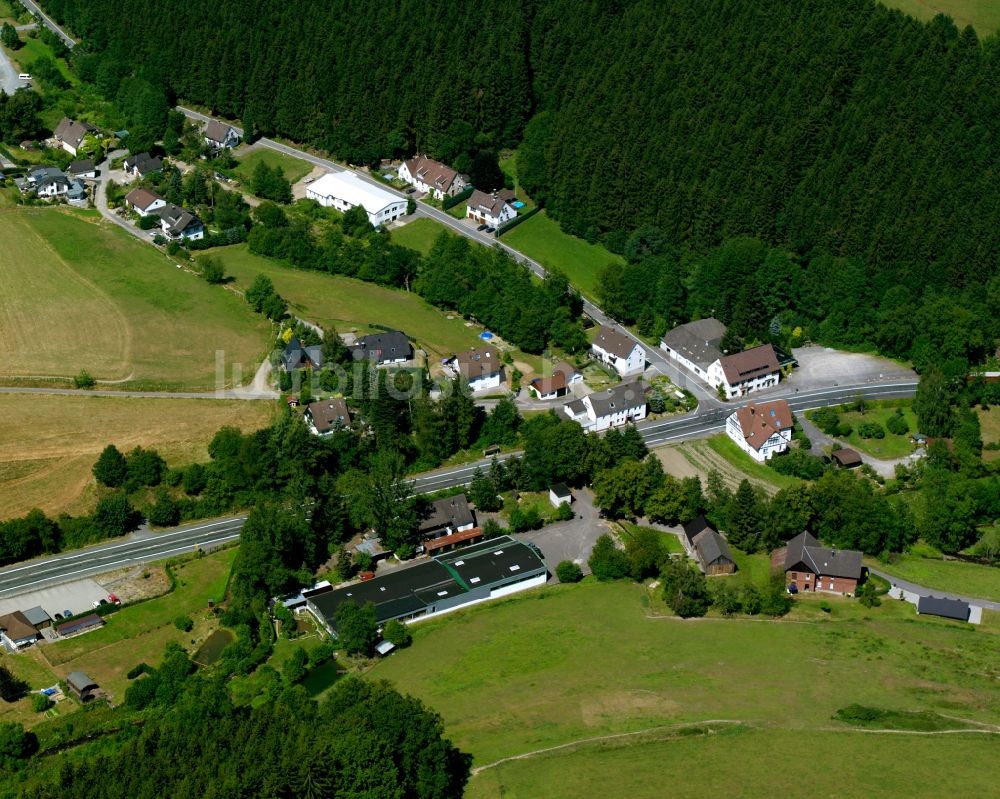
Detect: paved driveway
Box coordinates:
(512, 488, 611, 577)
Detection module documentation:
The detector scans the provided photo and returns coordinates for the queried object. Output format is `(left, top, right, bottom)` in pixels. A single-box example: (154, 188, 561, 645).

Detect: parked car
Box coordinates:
(359, 571, 376, 582)
(92, 598, 109, 608)
(476, 223, 487, 231)
(404, 187, 416, 194)
(484, 226, 495, 234)
(62, 609, 72, 618)
(53, 613, 64, 621)
(108, 594, 121, 605)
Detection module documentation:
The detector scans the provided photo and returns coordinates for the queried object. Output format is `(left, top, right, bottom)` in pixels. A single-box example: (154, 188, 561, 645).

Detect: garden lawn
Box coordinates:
(0, 393, 275, 519)
(234, 148, 312, 186)
(0, 209, 269, 389)
(978, 406, 1000, 461)
(619, 522, 684, 554)
(391, 217, 455, 255)
(888, 0, 1000, 35)
(835, 405, 917, 459)
(370, 580, 1000, 768)
(41, 549, 237, 700)
(502, 212, 623, 299)
(7, 35, 78, 86)
(207, 244, 483, 360)
(465, 726, 1000, 799)
(869, 553, 1000, 603)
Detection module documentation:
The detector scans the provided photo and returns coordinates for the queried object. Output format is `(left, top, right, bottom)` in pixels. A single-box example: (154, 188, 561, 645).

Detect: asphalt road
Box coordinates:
(17, 0, 75, 49)
(869, 568, 1000, 612)
(0, 517, 245, 599)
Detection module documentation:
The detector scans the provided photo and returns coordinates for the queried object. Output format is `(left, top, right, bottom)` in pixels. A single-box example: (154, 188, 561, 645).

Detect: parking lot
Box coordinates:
(511, 488, 610, 578)
(0, 579, 109, 622)
(787, 346, 916, 390)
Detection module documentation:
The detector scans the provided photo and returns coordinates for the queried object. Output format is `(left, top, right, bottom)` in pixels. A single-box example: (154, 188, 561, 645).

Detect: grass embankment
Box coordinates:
(888, 0, 1000, 35)
(618, 521, 684, 554)
(703, 435, 802, 491)
(0, 394, 275, 519)
(234, 148, 312, 185)
(371, 579, 1000, 797)
(0, 209, 269, 389)
(208, 244, 483, 361)
(391, 217, 456, 255)
(869, 551, 1000, 603)
(502, 212, 623, 299)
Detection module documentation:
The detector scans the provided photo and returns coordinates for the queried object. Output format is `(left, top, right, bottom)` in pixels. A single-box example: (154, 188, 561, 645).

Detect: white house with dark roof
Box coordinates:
(725, 399, 792, 462)
(466, 189, 517, 228)
(306, 172, 407, 227)
(660, 318, 727, 381)
(203, 120, 241, 149)
(157, 203, 205, 241)
(563, 381, 646, 432)
(53, 117, 98, 156)
(350, 330, 413, 365)
(707, 344, 781, 399)
(451, 345, 503, 392)
(398, 155, 467, 199)
(67, 158, 98, 179)
(125, 187, 166, 216)
(123, 152, 163, 179)
(591, 325, 646, 376)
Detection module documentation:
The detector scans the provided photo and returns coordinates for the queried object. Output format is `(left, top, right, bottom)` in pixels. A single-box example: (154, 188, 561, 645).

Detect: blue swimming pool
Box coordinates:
(513, 201, 525, 208)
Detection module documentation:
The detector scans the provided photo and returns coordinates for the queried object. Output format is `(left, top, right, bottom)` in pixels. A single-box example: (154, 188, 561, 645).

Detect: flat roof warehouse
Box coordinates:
(308, 536, 547, 631)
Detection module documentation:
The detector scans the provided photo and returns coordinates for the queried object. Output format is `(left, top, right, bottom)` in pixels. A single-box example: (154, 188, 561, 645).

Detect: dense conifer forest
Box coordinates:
(40, 0, 1000, 362)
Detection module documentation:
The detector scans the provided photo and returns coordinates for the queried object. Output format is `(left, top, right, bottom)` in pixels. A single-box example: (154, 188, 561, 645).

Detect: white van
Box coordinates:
(18, 74, 31, 81)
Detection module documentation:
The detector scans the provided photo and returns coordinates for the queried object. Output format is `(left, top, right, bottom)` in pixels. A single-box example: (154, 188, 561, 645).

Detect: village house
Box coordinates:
(125, 187, 167, 216)
(775, 531, 864, 595)
(203, 120, 241, 149)
(304, 398, 351, 435)
(17, 165, 71, 198)
(682, 516, 736, 575)
(591, 325, 646, 376)
(466, 188, 517, 229)
(831, 448, 862, 469)
(53, 117, 98, 156)
(280, 336, 324, 372)
(452, 345, 504, 393)
(660, 318, 727, 381)
(306, 171, 407, 227)
(661, 319, 785, 398)
(917, 595, 971, 622)
(563, 381, 647, 432)
(66, 671, 100, 702)
(123, 152, 163, 180)
(350, 330, 413, 365)
(549, 484, 572, 508)
(67, 158, 98, 180)
(725, 399, 793, 462)
(0, 611, 40, 650)
(417, 493, 476, 541)
(398, 155, 468, 199)
(528, 362, 582, 400)
(707, 344, 781, 399)
(157, 203, 205, 241)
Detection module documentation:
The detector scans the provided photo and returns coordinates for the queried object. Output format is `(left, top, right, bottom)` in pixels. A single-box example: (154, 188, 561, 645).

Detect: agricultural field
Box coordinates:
(206, 244, 485, 361)
(654, 435, 800, 496)
(0, 394, 275, 519)
(502, 211, 623, 299)
(233, 147, 312, 186)
(889, 0, 1000, 35)
(870, 552, 1000, 603)
(0, 209, 269, 389)
(372, 580, 1000, 797)
(390, 217, 455, 255)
